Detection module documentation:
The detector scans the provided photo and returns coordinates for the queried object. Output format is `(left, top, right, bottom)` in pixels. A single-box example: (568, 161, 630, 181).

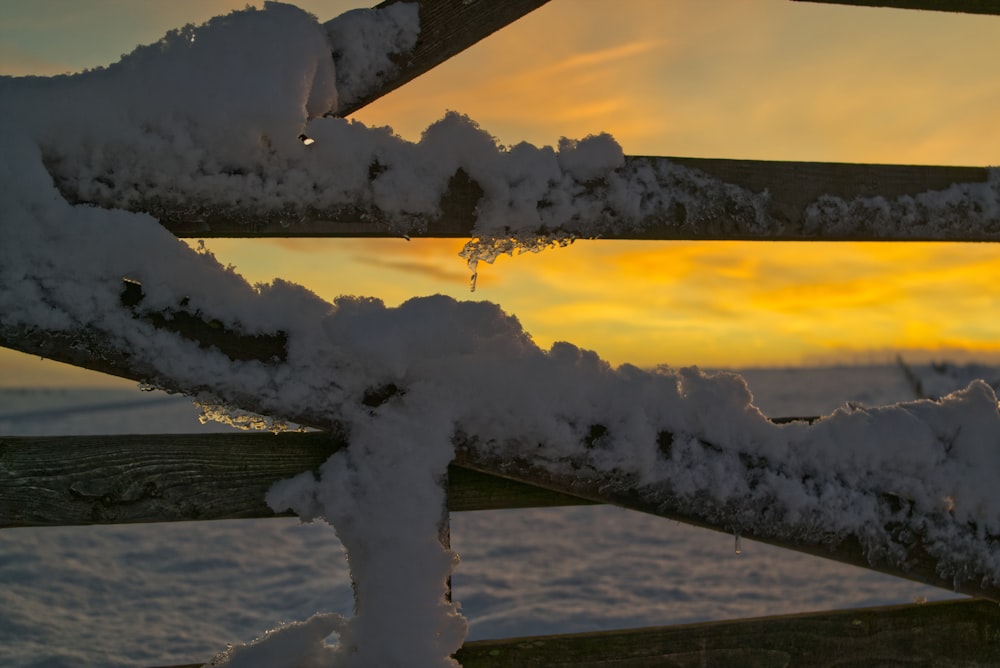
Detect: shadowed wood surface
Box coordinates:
(151, 599, 1000, 668)
(453, 599, 1000, 667)
(335, 0, 552, 117)
(3, 430, 998, 602)
(0, 433, 594, 528)
(794, 0, 1000, 15)
(120, 157, 995, 241)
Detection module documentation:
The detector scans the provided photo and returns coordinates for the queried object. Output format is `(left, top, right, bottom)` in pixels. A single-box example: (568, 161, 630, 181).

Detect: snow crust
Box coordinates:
(3, 3, 1000, 667)
(805, 172, 1000, 238)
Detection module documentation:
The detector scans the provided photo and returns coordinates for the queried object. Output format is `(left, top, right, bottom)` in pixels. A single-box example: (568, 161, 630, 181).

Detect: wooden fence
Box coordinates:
(4, 0, 1000, 665)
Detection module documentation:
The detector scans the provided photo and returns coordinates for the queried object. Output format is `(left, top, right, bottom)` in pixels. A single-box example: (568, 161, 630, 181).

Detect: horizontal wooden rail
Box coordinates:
(793, 0, 1000, 15)
(3, 430, 999, 602)
(131, 158, 995, 241)
(336, 0, 552, 117)
(0, 433, 593, 527)
(456, 599, 1000, 666)
(151, 599, 1000, 668)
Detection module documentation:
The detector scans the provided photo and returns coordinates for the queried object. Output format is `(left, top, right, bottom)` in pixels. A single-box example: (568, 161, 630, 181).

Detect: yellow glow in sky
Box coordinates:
(2, 1, 1000, 387)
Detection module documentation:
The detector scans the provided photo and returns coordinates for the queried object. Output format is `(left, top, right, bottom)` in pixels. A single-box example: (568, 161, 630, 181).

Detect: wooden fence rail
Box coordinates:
(53, 157, 996, 242)
(336, 0, 552, 117)
(0, 432, 592, 527)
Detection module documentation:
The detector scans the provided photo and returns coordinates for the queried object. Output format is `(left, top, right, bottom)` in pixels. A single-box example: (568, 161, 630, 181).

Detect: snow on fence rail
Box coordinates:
(54, 156, 999, 242)
(4, 0, 1000, 666)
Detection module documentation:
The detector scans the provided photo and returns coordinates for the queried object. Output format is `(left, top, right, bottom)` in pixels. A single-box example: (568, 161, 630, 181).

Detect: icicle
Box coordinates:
(734, 530, 742, 555)
(467, 257, 479, 293)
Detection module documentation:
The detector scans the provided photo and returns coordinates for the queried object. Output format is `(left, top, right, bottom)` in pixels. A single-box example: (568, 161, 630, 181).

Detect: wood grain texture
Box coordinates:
(0, 432, 341, 526)
(454, 599, 1000, 667)
(0, 433, 593, 527)
(336, 0, 552, 117)
(793, 0, 1000, 15)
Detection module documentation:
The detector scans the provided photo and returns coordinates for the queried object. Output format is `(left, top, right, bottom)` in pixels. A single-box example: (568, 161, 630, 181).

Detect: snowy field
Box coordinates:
(1, 363, 990, 668)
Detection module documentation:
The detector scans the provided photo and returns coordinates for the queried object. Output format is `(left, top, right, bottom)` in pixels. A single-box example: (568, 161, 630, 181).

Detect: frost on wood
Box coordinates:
(4, 2, 1000, 666)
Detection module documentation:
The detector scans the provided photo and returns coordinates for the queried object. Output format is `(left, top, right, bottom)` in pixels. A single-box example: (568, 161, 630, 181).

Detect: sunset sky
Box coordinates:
(2, 0, 1000, 387)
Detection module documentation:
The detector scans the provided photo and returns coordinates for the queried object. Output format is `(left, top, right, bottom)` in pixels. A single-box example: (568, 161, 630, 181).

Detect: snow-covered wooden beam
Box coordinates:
(455, 449, 1000, 603)
(793, 0, 1000, 15)
(113, 158, 997, 241)
(335, 0, 552, 117)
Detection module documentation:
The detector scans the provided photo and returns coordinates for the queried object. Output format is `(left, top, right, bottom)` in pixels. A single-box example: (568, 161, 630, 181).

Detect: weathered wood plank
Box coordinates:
(793, 0, 1000, 15)
(148, 157, 996, 241)
(0, 433, 593, 527)
(336, 0, 552, 117)
(150, 599, 1000, 668)
(454, 599, 1000, 667)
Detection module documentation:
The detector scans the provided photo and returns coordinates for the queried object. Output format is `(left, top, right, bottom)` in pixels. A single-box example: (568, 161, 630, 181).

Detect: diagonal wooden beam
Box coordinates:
(454, 448, 1000, 603)
(336, 0, 552, 117)
(454, 599, 1000, 666)
(792, 0, 1000, 15)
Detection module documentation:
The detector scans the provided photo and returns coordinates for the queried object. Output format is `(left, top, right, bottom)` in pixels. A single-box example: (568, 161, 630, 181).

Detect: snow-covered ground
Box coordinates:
(1, 363, 987, 668)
